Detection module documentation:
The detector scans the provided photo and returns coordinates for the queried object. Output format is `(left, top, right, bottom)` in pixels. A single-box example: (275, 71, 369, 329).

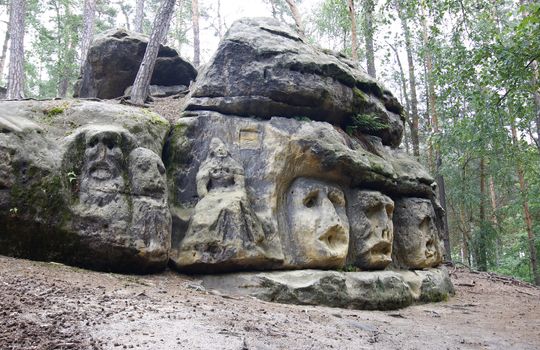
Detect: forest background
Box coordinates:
(0, 0, 539, 285)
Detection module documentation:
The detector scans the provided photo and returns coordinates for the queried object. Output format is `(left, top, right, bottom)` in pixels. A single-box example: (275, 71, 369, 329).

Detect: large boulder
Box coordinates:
(186, 17, 404, 147)
(75, 29, 197, 99)
(0, 100, 171, 273)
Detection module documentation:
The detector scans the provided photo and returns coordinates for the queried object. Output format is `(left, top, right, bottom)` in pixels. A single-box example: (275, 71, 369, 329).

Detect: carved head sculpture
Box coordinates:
(128, 147, 167, 198)
(196, 138, 245, 197)
(77, 126, 136, 195)
(63, 125, 136, 208)
(284, 177, 349, 268)
(347, 190, 394, 270)
(84, 129, 124, 182)
(392, 197, 443, 269)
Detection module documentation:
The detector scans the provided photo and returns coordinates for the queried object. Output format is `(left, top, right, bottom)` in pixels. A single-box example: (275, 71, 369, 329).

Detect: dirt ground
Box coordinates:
(0, 255, 538, 350)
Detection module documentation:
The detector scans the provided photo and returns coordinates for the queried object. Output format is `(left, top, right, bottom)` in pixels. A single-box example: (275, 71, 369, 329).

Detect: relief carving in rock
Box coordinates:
(62, 125, 171, 269)
(282, 177, 350, 269)
(392, 197, 443, 269)
(347, 190, 394, 270)
(171, 138, 275, 272)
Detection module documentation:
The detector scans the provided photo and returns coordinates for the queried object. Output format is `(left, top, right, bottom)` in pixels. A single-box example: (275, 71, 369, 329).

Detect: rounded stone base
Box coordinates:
(198, 267, 454, 310)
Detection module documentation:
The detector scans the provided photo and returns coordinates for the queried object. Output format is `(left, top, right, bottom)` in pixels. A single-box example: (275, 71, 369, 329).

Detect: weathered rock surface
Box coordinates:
(124, 84, 188, 98)
(0, 100, 171, 272)
(165, 110, 439, 272)
(392, 197, 444, 269)
(346, 190, 394, 270)
(0, 17, 451, 311)
(185, 17, 404, 147)
(75, 29, 197, 99)
(199, 267, 454, 310)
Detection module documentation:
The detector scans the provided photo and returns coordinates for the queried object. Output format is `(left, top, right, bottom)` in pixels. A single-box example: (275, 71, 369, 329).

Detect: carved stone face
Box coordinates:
(286, 177, 349, 268)
(348, 191, 394, 270)
(84, 129, 124, 182)
(129, 147, 167, 198)
(393, 198, 443, 269)
(209, 137, 229, 158)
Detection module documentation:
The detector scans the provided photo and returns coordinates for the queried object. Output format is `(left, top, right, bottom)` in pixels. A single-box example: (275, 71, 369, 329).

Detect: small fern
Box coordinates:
(347, 113, 387, 135)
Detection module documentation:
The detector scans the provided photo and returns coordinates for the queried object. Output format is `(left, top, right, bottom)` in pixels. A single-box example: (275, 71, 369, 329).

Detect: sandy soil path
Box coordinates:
(1, 255, 538, 350)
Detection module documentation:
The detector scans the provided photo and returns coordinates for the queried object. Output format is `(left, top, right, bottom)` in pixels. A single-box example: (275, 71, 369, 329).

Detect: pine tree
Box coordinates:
(130, 0, 176, 105)
(6, 0, 26, 100)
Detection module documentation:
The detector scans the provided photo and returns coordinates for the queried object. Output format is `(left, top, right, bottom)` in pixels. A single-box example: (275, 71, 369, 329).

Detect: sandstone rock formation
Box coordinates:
(74, 29, 197, 99)
(186, 17, 404, 147)
(199, 268, 454, 310)
(346, 190, 394, 270)
(0, 17, 452, 310)
(392, 197, 444, 269)
(0, 100, 171, 272)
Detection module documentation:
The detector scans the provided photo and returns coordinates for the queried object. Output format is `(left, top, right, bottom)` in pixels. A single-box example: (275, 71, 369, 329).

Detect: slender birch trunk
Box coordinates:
(191, 0, 200, 67)
(285, 0, 305, 37)
(347, 0, 358, 61)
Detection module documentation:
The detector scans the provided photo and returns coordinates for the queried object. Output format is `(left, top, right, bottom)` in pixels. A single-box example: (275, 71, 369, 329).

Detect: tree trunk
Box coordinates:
(0, 12, 10, 82)
(477, 157, 488, 271)
(459, 207, 471, 266)
(6, 0, 25, 100)
(488, 176, 499, 227)
(488, 176, 502, 267)
(363, 0, 376, 77)
(532, 60, 540, 155)
(285, 0, 305, 37)
(511, 123, 540, 285)
(134, 0, 145, 33)
(191, 0, 200, 67)
(347, 0, 358, 61)
(120, 3, 131, 30)
(436, 156, 452, 263)
(396, 0, 420, 158)
(389, 42, 411, 154)
(420, 6, 452, 262)
(58, 28, 77, 98)
(217, 0, 223, 39)
(80, 0, 96, 67)
(130, 0, 176, 105)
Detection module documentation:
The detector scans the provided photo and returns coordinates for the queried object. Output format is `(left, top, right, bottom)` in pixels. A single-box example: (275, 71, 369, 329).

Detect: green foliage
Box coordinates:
(44, 105, 66, 118)
(309, 0, 351, 53)
(346, 113, 387, 135)
(293, 116, 311, 122)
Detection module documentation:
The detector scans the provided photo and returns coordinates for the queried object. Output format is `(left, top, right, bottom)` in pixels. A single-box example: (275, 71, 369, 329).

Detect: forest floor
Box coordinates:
(0, 255, 539, 350)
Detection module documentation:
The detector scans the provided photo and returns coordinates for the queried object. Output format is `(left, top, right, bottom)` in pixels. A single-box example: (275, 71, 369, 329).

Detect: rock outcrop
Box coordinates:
(0, 18, 451, 310)
(186, 17, 404, 147)
(0, 100, 171, 273)
(74, 29, 197, 99)
(199, 268, 454, 310)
